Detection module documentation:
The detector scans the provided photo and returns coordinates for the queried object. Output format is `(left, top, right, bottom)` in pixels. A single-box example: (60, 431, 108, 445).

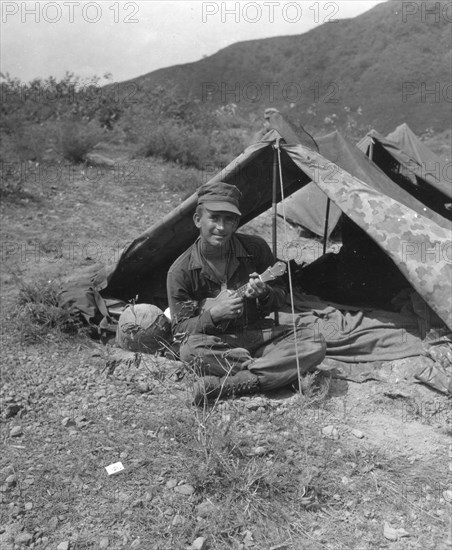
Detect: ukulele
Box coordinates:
(199, 261, 287, 331)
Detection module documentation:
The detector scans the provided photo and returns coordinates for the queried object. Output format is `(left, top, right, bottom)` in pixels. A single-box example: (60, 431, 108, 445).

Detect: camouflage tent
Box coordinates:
(102, 115, 452, 331)
(277, 121, 451, 237)
(357, 124, 452, 219)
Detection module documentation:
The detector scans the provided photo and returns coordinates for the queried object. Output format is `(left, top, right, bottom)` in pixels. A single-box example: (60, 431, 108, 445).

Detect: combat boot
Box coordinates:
(193, 370, 260, 406)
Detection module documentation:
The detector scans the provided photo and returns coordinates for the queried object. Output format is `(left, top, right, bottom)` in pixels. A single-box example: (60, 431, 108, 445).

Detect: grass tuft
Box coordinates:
(0, 160, 27, 198)
(12, 277, 84, 343)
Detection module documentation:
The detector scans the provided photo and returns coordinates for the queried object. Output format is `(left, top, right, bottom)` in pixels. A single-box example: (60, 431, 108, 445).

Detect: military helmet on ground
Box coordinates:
(116, 303, 171, 353)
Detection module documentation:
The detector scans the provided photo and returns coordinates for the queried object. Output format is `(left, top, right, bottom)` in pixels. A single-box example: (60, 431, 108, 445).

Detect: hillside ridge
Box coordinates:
(120, 0, 451, 135)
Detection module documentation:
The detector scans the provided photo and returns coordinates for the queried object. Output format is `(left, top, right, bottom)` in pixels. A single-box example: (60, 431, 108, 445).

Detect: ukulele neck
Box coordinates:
(233, 278, 261, 298)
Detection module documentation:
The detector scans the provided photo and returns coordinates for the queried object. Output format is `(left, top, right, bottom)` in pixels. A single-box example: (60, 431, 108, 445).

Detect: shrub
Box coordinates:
(57, 121, 103, 163)
(1, 71, 121, 128)
(136, 117, 248, 171)
(0, 115, 53, 163)
(0, 156, 26, 198)
(11, 124, 50, 162)
(13, 278, 83, 343)
(139, 120, 212, 170)
(157, 163, 201, 196)
(208, 128, 246, 166)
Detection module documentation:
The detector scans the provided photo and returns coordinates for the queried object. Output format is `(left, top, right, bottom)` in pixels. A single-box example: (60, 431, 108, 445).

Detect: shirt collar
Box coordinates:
(188, 234, 249, 271)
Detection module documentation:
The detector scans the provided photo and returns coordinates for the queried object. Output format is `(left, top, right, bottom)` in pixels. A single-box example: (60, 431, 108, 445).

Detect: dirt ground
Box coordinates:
(1, 152, 451, 549)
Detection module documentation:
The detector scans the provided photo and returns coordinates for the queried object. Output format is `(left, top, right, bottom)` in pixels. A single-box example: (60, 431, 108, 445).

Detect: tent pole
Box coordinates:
(322, 198, 331, 254)
(272, 138, 280, 326)
(369, 139, 374, 161)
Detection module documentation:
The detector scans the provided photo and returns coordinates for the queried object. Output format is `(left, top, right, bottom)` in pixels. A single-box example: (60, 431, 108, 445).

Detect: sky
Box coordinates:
(1, 1, 387, 85)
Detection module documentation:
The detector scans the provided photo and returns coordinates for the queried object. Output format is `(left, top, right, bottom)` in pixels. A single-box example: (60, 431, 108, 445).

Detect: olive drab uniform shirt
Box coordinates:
(167, 233, 287, 338)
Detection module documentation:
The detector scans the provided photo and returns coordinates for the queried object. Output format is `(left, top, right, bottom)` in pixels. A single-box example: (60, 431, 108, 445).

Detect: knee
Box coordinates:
(294, 331, 327, 364)
(293, 327, 327, 351)
(180, 334, 227, 377)
(179, 334, 214, 363)
(179, 336, 198, 363)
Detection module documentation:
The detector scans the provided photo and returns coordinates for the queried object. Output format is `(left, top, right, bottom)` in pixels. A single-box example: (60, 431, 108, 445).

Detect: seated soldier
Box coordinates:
(166, 181, 326, 405)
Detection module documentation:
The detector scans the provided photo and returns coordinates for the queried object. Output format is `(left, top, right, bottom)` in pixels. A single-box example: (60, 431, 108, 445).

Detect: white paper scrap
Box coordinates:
(105, 462, 124, 475)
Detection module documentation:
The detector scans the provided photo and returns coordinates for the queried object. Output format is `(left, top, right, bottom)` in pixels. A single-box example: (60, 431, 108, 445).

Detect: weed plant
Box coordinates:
(11, 276, 84, 343)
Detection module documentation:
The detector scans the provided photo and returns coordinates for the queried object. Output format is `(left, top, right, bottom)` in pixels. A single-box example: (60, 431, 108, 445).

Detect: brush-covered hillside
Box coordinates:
(121, 0, 451, 135)
(1, 0, 450, 186)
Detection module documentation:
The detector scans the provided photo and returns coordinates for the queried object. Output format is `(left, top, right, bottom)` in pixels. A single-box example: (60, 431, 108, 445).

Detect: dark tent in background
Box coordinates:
(357, 123, 452, 220)
(277, 122, 451, 237)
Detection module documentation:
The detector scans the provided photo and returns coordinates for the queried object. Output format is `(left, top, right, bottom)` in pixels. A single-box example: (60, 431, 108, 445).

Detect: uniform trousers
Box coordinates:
(179, 323, 326, 392)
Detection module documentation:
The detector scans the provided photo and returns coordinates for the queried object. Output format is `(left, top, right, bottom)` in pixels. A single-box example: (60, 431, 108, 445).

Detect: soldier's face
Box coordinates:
(194, 207, 239, 248)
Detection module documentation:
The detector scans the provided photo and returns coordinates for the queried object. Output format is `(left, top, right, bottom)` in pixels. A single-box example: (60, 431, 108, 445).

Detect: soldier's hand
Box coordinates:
(210, 293, 244, 321)
(245, 273, 270, 299)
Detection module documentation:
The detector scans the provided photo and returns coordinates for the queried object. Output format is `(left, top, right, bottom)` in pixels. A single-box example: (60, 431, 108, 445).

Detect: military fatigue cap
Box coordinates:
(197, 181, 242, 216)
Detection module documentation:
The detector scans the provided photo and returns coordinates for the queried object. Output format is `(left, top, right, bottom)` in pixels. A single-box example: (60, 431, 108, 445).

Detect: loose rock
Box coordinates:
(5, 404, 21, 419)
(10, 426, 23, 437)
(322, 425, 339, 439)
(5, 475, 17, 487)
(15, 532, 33, 544)
(246, 397, 267, 411)
(48, 516, 59, 530)
(253, 446, 266, 456)
(243, 530, 254, 547)
(61, 418, 76, 427)
(137, 382, 150, 393)
(383, 522, 410, 541)
(351, 429, 365, 439)
(174, 484, 194, 496)
(165, 479, 177, 489)
(191, 537, 207, 550)
(196, 500, 217, 518)
(172, 514, 185, 526)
